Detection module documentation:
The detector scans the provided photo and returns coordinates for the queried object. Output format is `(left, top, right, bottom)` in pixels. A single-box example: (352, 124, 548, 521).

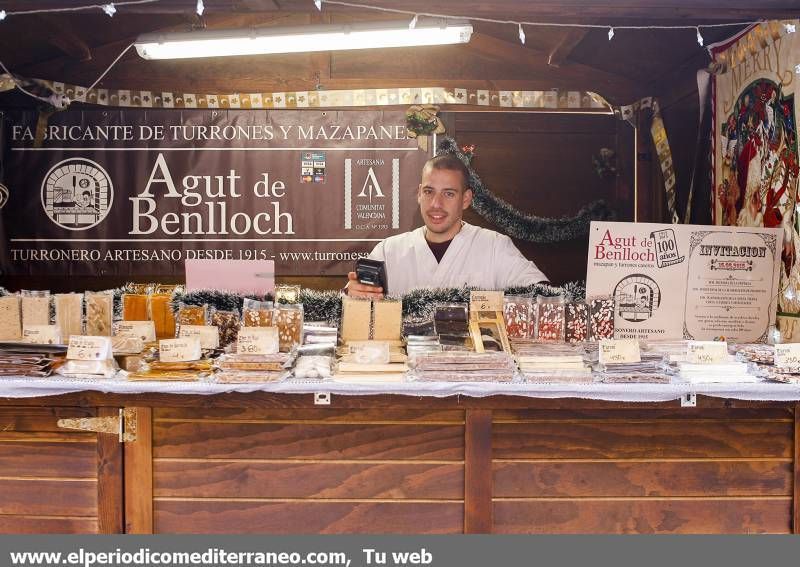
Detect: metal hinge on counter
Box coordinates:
(57, 408, 137, 442)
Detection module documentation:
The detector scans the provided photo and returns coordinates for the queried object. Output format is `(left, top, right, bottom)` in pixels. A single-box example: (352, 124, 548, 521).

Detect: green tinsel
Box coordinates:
(436, 137, 615, 243)
(170, 281, 584, 326)
(171, 289, 273, 314)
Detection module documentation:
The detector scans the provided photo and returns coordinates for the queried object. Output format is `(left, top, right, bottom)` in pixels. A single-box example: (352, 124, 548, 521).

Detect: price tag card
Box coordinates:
(275, 284, 301, 303)
(470, 291, 504, 313)
(116, 321, 156, 342)
(22, 325, 62, 345)
(67, 336, 112, 361)
(599, 339, 641, 365)
(775, 343, 800, 367)
(159, 338, 202, 362)
(178, 325, 220, 349)
(237, 327, 279, 355)
(688, 341, 728, 364)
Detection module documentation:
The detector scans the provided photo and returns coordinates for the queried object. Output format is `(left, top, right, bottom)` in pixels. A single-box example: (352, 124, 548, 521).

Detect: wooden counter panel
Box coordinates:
(154, 422, 465, 461)
(493, 421, 792, 459)
(154, 460, 464, 499)
(0, 516, 98, 534)
(0, 442, 96, 478)
(493, 460, 792, 497)
(494, 408, 795, 421)
(155, 408, 465, 423)
(0, 407, 95, 433)
(155, 500, 463, 534)
(0, 478, 97, 516)
(493, 498, 791, 533)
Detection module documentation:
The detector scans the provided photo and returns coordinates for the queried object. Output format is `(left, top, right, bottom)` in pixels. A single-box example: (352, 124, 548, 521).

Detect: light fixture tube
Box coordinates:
(135, 19, 472, 59)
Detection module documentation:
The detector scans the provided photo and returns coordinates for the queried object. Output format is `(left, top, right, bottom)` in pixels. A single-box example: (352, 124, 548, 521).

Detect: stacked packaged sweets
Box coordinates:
(675, 354, 755, 383)
(0, 342, 64, 377)
(214, 326, 290, 383)
(588, 296, 614, 341)
(20, 291, 50, 328)
(210, 308, 241, 349)
(0, 294, 22, 341)
(731, 343, 793, 382)
(503, 296, 535, 340)
(434, 304, 472, 350)
(536, 296, 565, 343)
(753, 343, 800, 383)
(128, 337, 212, 381)
(58, 335, 117, 378)
(512, 342, 592, 383)
(410, 351, 515, 382)
(294, 322, 338, 380)
(406, 335, 442, 356)
(334, 341, 408, 383)
(595, 339, 671, 383)
(564, 301, 589, 344)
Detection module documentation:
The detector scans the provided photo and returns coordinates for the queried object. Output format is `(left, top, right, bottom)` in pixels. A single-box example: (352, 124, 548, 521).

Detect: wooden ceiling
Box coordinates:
(0, 0, 797, 104)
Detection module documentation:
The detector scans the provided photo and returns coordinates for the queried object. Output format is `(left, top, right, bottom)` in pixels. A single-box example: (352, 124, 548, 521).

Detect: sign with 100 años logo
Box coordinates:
(0, 109, 429, 277)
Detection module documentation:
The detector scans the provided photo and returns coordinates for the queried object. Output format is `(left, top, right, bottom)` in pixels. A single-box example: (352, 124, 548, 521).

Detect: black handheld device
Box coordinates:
(355, 258, 387, 291)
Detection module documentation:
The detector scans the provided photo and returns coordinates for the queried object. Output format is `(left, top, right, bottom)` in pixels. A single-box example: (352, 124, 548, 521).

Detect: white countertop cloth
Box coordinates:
(1, 374, 800, 402)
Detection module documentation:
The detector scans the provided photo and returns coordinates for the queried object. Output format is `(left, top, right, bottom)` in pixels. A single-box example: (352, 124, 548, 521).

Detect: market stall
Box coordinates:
(0, 0, 799, 536)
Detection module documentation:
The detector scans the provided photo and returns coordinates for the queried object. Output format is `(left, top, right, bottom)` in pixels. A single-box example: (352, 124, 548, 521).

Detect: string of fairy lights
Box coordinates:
(0, 0, 794, 48)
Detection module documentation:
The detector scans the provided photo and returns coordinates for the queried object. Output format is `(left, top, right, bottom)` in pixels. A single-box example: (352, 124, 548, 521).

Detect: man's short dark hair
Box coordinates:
(423, 154, 471, 190)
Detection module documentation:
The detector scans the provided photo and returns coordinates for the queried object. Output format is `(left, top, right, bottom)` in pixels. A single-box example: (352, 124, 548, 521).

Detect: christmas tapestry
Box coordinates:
(710, 21, 800, 337)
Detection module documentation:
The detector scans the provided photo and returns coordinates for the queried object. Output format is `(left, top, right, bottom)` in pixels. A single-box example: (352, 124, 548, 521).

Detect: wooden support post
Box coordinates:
(465, 409, 493, 533)
(96, 407, 124, 533)
(125, 407, 153, 534)
(794, 403, 799, 533)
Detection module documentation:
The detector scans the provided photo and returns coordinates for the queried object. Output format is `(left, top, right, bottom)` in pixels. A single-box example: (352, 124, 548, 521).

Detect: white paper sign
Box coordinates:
(116, 321, 156, 342)
(599, 339, 641, 365)
(159, 338, 202, 362)
(67, 336, 112, 361)
(178, 325, 220, 349)
(470, 291, 504, 313)
(236, 327, 279, 355)
(586, 221, 782, 342)
(688, 341, 729, 364)
(22, 325, 62, 345)
(775, 344, 800, 368)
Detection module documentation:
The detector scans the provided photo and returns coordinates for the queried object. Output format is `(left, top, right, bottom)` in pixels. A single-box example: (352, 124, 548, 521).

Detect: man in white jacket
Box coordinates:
(346, 154, 548, 298)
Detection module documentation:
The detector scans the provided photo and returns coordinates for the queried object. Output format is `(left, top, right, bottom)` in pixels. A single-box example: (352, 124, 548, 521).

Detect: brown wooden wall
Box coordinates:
(0, 397, 795, 534)
(451, 111, 635, 284)
(0, 407, 100, 533)
(150, 407, 465, 533)
(492, 408, 793, 533)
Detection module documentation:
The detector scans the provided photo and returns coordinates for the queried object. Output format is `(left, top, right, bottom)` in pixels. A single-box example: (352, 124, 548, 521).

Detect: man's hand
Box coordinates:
(345, 271, 384, 299)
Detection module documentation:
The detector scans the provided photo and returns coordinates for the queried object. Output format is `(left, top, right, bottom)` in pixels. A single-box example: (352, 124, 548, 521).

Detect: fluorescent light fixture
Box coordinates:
(135, 19, 472, 60)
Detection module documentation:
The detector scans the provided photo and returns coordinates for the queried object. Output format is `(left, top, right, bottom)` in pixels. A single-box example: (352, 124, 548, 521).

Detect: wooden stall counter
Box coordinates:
(0, 391, 796, 534)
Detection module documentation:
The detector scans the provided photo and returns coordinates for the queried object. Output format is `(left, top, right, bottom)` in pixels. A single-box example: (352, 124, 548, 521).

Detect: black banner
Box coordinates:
(0, 109, 429, 277)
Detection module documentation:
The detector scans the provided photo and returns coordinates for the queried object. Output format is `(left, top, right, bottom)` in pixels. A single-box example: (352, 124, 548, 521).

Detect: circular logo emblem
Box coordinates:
(613, 274, 661, 323)
(41, 158, 113, 231)
(0, 183, 8, 210)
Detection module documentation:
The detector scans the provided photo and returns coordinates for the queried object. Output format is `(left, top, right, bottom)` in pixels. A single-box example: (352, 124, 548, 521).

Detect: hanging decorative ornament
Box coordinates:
(314, 0, 322, 10)
(406, 104, 446, 151)
(0, 10, 6, 21)
(101, 3, 116, 17)
(409, 14, 418, 29)
(696, 27, 704, 46)
(608, 27, 615, 40)
(518, 23, 526, 45)
(196, 0, 204, 16)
